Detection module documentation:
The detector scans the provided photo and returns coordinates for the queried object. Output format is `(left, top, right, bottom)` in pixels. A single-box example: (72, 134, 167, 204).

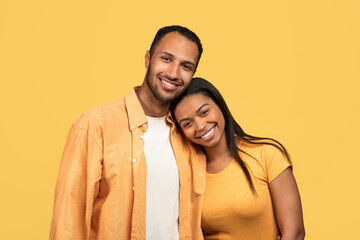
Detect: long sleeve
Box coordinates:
(50, 127, 103, 240)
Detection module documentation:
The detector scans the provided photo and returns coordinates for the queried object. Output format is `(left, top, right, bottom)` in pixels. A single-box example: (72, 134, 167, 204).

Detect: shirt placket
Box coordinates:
(170, 127, 190, 240)
(130, 124, 147, 239)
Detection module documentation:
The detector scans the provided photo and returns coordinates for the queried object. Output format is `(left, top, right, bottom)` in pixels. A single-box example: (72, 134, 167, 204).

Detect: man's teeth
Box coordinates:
(162, 80, 176, 87)
(201, 127, 214, 139)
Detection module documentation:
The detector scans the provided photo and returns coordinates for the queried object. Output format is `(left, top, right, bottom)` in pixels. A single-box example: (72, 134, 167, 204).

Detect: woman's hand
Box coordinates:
(269, 167, 305, 240)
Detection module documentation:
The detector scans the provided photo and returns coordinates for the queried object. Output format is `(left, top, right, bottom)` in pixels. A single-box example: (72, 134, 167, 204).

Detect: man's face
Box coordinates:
(145, 32, 199, 104)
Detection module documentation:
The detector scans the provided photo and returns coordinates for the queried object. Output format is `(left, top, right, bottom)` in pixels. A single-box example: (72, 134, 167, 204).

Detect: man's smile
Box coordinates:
(159, 76, 181, 90)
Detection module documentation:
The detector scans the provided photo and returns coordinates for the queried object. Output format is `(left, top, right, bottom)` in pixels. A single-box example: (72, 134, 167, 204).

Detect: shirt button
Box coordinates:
(130, 125, 134, 130)
(132, 158, 136, 163)
(139, 135, 143, 140)
(142, 123, 146, 127)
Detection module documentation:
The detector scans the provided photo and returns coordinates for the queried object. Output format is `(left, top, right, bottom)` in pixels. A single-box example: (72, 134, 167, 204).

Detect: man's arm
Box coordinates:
(50, 127, 102, 240)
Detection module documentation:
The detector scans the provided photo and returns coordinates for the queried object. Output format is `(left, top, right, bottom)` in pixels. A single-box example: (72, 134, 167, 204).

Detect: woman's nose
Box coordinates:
(196, 119, 206, 131)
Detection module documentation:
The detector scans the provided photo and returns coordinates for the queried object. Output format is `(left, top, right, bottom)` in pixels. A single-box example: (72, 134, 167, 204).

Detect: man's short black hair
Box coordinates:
(149, 25, 203, 70)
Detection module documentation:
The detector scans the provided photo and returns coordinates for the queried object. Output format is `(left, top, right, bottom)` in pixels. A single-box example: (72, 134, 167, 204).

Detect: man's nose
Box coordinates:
(166, 63, 180, 80)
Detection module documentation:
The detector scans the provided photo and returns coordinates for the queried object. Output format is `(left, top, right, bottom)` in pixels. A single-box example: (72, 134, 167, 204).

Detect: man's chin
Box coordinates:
(157, 96, 177, 104)
(152, 87, 180, 103)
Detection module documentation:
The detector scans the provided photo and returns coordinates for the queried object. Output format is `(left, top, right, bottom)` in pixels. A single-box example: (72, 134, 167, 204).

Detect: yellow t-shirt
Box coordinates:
(201, 142, 291, 240)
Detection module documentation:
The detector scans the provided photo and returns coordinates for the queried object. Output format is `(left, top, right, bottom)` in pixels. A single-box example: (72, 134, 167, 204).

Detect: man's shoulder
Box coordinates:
(72, 98, 127, 130)
(90, 98, 126, 115)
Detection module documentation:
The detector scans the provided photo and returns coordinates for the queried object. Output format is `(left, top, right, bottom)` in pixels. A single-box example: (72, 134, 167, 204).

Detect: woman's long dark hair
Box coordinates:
(170, 77, 291, 193)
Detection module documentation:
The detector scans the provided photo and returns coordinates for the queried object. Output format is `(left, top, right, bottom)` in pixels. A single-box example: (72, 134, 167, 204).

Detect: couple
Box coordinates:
(50, 25, 305, 240)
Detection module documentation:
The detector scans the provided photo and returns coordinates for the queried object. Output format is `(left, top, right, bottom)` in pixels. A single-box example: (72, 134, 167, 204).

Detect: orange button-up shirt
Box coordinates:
(50, 88, 206, 240)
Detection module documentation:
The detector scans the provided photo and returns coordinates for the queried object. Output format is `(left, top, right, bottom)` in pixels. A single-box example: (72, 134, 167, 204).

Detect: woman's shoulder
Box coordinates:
(238, 138, 288, 164)
(238, 138, 280, 151)
(240, 136, 285, 146)
(238, 138, 291, 182)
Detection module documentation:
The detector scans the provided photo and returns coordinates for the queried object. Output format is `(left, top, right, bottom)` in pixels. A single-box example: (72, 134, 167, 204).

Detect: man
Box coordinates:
(50, 25, 206, 240)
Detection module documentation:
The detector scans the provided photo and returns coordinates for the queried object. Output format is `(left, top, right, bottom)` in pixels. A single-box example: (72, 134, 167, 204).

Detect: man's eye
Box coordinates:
(183, 64, 193, 71)
(162, 56, 171, 62)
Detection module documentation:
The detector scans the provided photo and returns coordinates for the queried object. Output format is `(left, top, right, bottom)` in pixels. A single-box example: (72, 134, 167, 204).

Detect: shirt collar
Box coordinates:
(166, 112, 177, 127)
(125, 87, 179, 131)
(125, 87, 148, 131)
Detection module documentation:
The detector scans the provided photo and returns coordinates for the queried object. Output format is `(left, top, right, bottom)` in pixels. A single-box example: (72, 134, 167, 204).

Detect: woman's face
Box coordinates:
(174, 93, 226, 148)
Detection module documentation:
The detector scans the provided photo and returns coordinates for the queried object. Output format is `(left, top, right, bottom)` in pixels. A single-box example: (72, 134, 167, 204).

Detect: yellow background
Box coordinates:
(1, 0, 359, 239)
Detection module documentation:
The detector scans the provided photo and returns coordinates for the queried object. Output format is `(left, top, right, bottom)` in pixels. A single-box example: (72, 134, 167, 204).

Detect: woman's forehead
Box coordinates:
(175, 94, 213, 114)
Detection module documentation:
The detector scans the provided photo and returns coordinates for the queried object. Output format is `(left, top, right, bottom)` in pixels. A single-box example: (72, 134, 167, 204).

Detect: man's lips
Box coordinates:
(159, 76, 181, 90)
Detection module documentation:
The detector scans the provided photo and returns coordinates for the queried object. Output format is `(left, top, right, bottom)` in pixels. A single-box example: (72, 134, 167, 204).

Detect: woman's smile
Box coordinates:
(196, 124, 216, 140)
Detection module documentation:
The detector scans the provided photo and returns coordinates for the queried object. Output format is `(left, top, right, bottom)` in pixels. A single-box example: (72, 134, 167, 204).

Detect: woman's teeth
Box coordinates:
(201, 127, 214, 139)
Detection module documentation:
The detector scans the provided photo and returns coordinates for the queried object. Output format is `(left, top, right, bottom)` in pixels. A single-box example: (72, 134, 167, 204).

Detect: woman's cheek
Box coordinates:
(184, 129, 195, 142)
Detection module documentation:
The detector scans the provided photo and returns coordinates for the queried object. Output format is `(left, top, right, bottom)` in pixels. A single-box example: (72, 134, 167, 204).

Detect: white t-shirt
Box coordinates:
(143, 115, 180, 240)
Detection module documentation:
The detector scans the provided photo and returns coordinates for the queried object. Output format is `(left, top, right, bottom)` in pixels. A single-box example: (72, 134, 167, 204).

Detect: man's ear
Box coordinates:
(145, 51, 150, 69)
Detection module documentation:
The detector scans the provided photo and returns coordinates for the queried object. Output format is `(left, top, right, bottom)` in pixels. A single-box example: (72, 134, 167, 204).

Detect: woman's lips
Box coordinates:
(198, 125, 216, 141)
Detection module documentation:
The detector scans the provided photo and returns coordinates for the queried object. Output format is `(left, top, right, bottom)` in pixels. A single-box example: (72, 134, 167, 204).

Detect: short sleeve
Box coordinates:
(261, 144, 291, 183)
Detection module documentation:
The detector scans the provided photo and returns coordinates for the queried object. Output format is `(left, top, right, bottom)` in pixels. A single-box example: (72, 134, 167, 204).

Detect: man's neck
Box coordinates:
(136, 84, 170, 117)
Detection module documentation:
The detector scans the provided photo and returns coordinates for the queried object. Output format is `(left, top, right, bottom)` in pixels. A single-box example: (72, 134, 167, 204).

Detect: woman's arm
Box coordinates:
(269, 167, 305, 240)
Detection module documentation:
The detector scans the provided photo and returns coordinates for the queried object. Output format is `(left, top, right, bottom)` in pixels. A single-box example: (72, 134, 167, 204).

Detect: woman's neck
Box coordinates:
(203, 135, 233, 173)
(203, 135, 232, 163)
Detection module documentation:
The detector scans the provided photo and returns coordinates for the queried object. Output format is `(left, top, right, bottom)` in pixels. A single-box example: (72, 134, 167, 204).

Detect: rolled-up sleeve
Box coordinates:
(50, 127, 103, 240)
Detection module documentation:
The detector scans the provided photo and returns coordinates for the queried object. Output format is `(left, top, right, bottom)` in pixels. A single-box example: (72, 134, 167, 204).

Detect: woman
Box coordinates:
(170, 78, 305, 240)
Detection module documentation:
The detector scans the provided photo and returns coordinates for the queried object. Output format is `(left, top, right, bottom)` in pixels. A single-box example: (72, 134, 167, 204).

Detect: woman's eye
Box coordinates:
(201, 110, 209, 116)
(183, 122, 191, 128)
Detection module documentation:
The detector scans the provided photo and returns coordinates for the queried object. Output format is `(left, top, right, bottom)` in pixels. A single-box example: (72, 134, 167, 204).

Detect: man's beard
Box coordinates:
(145, 63, 178, 104)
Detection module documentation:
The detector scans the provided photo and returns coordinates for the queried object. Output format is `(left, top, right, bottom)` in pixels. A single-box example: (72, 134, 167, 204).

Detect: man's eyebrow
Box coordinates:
(160, 51, 196, 67)
(160, 51, 174, 58)
(183, 60, 196, 68)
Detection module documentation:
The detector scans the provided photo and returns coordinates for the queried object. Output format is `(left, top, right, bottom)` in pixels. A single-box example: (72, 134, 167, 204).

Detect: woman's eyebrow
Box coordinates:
(178, 104, 209, 124)
(196, 104, 209, 114)
(179, 117, 190, 125)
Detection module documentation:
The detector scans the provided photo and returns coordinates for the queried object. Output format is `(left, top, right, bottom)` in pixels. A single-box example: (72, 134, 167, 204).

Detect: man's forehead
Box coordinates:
(154, 32, 199, 63)
(156, 32, 192, 46)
